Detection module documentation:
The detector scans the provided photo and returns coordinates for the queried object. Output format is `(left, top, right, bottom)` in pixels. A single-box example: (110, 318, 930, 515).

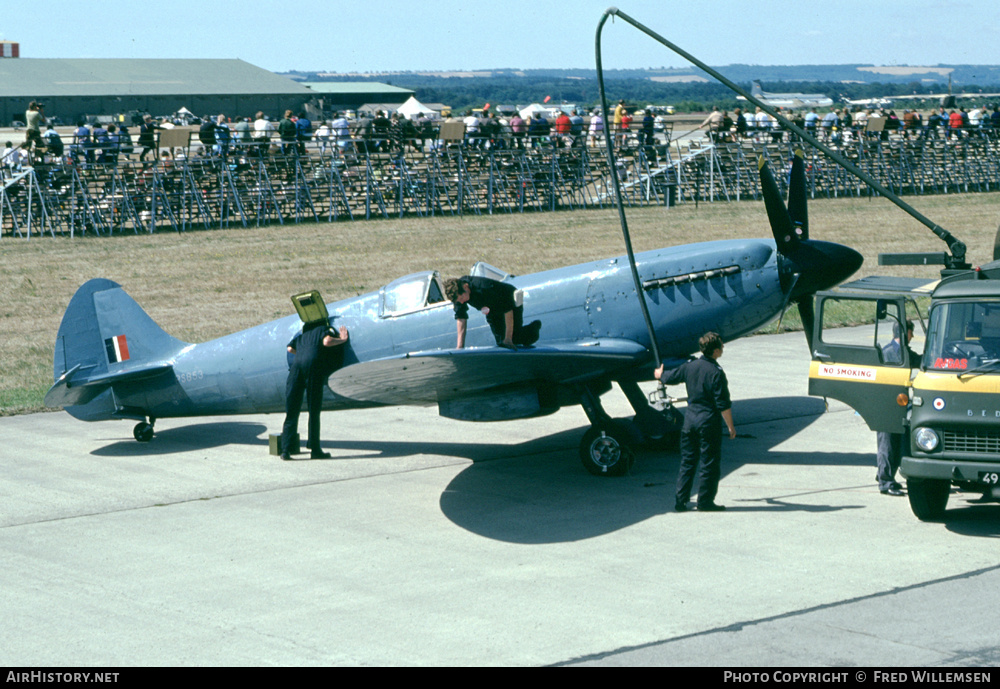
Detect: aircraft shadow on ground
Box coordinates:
(80, 397, 998, 540)
(77, 395, 1000, 541)
(91, 422, 269, 456)
(84, 396, 875, 543)
(434, 395, 876, 544)
(319, 393, 994, 541)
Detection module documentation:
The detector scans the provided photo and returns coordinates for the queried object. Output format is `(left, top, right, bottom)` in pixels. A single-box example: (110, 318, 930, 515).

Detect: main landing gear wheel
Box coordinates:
(133, 421, 154, 442)
(907, 477, 950, 521)
(579, 422, 635, 477)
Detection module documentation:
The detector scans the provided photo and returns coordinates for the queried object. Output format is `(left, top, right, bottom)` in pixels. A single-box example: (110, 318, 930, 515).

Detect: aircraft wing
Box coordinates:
(44, 363, 174, 408)
(328, 338, 649, 405)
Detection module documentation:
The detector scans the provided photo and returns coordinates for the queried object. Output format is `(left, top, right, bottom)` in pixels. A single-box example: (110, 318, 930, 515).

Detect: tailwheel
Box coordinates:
(133, 420, 155, 442)
(579, 422, 635, 477)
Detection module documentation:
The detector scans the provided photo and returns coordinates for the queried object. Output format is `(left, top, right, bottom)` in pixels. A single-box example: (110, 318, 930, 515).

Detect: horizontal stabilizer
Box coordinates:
(328, 339, 648, 405)
(44, 363, 174, 408)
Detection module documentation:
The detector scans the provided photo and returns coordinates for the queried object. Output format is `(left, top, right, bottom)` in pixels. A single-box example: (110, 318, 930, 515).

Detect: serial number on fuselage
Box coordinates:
(177, 370, 204, 383)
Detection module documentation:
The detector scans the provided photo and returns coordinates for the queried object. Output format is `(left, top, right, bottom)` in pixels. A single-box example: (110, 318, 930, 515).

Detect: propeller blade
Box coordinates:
(758, 156, 799, 253)
(797, 296, 816, 352)
(788, 150, 809, 241)
(760, 156, 860, 354)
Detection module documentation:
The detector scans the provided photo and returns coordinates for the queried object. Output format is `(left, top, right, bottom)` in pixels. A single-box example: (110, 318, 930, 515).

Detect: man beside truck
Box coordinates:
(877, 320, 919, 497)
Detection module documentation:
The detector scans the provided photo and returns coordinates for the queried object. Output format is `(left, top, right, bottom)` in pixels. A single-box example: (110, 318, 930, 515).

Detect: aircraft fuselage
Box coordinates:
(85, 238, 783, 423)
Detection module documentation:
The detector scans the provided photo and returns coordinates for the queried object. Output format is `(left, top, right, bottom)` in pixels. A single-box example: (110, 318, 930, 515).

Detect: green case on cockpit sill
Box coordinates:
(291, 290, 329, 325)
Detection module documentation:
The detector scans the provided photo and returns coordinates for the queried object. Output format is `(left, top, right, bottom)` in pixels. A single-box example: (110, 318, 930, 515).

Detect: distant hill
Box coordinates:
(288, 65, 1000, 84)
(283, 65, 1000, 113)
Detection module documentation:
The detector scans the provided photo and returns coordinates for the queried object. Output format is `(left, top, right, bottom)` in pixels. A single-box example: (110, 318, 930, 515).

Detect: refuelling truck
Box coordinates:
(810, 261, 1000, 520)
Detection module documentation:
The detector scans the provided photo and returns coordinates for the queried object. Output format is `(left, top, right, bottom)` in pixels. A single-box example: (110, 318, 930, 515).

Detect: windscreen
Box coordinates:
(925, 301, 1000, 372)
(382, 279, 427, 315)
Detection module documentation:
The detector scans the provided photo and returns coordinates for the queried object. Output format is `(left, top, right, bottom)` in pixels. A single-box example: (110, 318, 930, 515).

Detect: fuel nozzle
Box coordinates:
(649, 381, 685, 411)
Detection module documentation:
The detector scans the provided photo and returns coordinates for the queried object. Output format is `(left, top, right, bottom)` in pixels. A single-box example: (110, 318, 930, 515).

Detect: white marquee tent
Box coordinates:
(396, 96, 437, 119)
(518, 103, 550, 120)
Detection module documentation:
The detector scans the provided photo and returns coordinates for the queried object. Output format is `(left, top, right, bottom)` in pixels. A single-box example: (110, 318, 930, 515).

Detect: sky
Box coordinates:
(2, 1, 997, 74)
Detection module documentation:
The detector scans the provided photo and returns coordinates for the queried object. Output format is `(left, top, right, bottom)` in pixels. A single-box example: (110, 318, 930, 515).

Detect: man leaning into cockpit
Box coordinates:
(280, 322, 349, 461)
(444, 276, 541, 350)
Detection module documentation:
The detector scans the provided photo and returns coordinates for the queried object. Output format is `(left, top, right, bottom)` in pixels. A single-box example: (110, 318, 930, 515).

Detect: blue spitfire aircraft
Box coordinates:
(45, 153, 863, 475)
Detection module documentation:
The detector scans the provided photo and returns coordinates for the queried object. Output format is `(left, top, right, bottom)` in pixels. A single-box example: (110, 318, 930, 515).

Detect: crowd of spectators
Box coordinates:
(1, 101, 675, 172)
(5, 100, 1000, 175)
(700, 103, 1000, 146)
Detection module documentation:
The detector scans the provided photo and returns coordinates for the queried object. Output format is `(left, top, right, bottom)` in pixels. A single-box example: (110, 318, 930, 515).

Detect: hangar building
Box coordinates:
(0, 58, 316, 125)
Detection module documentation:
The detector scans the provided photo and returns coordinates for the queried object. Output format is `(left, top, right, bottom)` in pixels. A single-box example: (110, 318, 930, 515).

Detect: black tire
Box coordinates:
(133, 422, 154, 442)
(579, 423, 635, 477)
(906, 477, 950, 521)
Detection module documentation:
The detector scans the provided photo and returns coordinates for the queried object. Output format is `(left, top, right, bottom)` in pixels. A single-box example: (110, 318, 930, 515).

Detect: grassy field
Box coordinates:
(3, 191, 998, 414)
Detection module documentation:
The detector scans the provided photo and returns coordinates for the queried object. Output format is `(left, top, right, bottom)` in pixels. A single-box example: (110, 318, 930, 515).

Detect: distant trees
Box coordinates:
(313, 72, 1000, 113)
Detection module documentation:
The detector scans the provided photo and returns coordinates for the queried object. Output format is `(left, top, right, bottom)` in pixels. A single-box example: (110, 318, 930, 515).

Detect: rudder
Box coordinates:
(47, 279, 187, 415)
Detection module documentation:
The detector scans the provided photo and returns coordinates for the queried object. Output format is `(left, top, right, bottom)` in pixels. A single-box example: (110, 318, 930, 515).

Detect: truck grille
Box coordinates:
(943, 430, 1000, 454)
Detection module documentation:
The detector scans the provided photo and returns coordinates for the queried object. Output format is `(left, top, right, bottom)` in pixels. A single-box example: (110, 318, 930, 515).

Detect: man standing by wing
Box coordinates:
(280, 321, 349, 461)
(655, 332, 736, 512)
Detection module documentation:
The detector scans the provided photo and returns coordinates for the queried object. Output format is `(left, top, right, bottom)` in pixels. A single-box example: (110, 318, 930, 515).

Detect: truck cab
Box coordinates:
(809, 269, 1000, 520)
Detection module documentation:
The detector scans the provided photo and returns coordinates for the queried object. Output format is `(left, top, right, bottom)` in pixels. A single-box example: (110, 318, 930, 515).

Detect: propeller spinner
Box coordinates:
(759, 151, 863, 350)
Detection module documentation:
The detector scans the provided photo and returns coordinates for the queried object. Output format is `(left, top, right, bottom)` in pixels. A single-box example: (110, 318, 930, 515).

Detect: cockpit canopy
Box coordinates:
(378, 262, 512, 318)
(379, 271, 447, 318)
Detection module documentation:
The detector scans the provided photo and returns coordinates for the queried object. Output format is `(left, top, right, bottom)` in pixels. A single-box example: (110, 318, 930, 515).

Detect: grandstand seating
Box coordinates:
(1, 129, 997, 238)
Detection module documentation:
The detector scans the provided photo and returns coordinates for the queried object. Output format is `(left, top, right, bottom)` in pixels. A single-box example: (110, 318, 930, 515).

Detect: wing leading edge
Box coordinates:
(328, 338, 649, 406)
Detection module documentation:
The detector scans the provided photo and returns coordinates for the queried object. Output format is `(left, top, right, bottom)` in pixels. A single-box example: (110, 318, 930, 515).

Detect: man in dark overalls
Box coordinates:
(655, 332, 736, 512)
(877, 320, 918, 496)
(280, 322, 349, 460)
(444, 276, 541, 350)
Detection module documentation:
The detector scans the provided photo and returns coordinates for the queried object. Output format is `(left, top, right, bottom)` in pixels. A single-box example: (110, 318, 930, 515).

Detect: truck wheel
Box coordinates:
(906, 477, 950, 521)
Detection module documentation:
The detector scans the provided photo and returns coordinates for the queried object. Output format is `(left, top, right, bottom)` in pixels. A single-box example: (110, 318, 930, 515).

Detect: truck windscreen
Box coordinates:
(925, 301, 1000, 371)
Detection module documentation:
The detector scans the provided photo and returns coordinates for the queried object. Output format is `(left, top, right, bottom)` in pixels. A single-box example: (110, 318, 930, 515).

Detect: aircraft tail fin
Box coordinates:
(46, 279, 187, 413)
(751, 81, 764, 97)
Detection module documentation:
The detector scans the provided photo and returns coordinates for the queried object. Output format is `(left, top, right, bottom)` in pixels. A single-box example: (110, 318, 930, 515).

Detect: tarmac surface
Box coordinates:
(2, 330, 998, 667)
